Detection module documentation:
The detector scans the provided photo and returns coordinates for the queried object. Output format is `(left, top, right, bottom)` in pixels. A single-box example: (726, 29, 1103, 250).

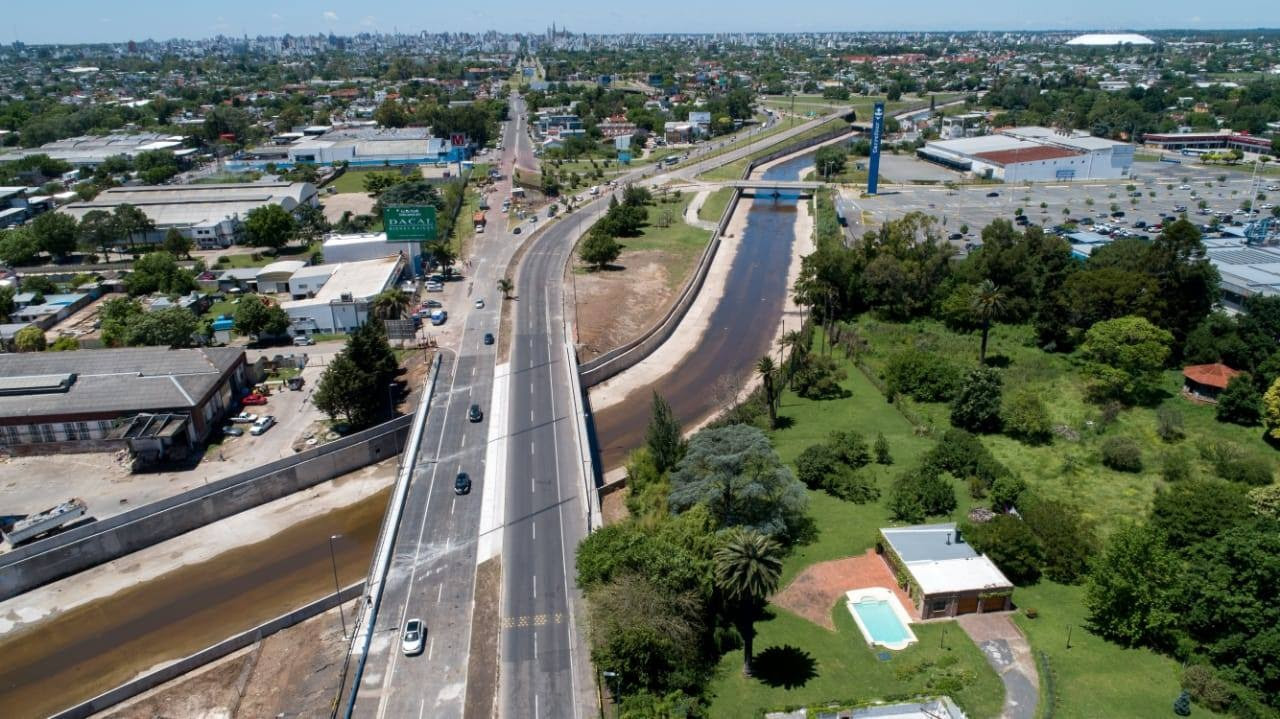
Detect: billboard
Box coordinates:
(688, 111, 712, 126)
(450, 133, 467, 147)
(867, 102, 885, 195)
(384, 205, 438, 242)
(618, 151, 631, 165)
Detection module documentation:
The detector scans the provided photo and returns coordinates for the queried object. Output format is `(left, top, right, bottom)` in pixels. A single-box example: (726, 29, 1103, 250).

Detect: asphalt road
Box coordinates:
(353, 95, 524, 719)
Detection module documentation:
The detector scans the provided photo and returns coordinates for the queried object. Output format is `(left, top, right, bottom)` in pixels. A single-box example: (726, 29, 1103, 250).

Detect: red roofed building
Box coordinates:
(1182, 363, 1241, 402)
(973, 145, 1081, 165)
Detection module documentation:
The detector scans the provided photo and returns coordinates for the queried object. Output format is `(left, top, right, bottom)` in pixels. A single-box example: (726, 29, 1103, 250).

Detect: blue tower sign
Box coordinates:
(867, 102, 885, 195)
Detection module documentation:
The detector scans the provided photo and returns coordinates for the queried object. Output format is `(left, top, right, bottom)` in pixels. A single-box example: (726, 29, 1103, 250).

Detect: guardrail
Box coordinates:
(51, 582, 365, 719)
(0, 414, 413, 600)
(577, 121, 855, 388)
(333, 352, 443, 718)
(563, 340, 601, 531)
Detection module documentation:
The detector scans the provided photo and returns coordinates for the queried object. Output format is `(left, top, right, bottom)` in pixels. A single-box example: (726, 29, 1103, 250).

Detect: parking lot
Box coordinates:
(844, 162, 1276, 244)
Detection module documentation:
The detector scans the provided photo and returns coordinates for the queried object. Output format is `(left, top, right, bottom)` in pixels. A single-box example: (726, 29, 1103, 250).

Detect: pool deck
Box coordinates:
(773, 549, 920, 630)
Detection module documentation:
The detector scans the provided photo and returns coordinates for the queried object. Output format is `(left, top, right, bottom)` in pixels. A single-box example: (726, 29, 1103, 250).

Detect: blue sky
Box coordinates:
(11, 0, 1280, 44)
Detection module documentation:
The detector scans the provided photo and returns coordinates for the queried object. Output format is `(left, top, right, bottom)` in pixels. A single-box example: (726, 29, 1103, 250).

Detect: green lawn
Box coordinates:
(698, 187, 735, 224)
(705, 602, 1004, 719)
(697, 118, 855, 182)
(328, 168, 409, 194)
(203, 298, 239, 319)
(213, 243, 320, 270)
(849, 317, 1273, 537)
(612, 194, 711, 291)
(1012, 583, 1227, 719)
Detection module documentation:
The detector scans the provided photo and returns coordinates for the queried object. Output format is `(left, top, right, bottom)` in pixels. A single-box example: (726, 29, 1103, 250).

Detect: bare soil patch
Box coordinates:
(772, 550, 918, 631)
(573, 251, 670, 362)
(320, 192, 375, 223)
(600, 486, 631, 525)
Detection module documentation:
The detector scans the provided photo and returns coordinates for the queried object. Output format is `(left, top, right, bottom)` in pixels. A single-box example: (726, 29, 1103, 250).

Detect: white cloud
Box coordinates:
(360, 15, 376, 27)
(323, 11, 339, 22)
(271, 13, 282, 21)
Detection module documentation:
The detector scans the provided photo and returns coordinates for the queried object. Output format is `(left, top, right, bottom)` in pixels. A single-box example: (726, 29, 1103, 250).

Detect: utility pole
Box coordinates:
(328, 534, 348, 639)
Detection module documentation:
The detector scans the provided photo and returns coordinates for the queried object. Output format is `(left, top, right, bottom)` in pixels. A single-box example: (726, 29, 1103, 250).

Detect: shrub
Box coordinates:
(925, 428, 1009, 489)
(884, 350, 962, 402)
(1002, 389, 1052, 444)
(888, 465, 957, 523)
(825, 467, 880, 503)
(1155, 406, 1185, 443)
(794, 443, 838, 490)
(1216, 455, 1273, 486)
(1182, 665, 1235, 713)
(792, 353, 847, 400)
(874, 432, 893, 465)
(826, 430, 871, 469)
(989, 475, 1027, 512)
(964, 515, 1044, 585)
(1024, 607, 1039, 619)
(1160, 450, 1194, 483)
(1101, 436, 1143, 472)
(950, 367, 1004, 433)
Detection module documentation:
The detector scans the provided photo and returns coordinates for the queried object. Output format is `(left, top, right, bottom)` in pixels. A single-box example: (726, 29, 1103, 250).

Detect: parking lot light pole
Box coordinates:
(328, 534, 348, 639)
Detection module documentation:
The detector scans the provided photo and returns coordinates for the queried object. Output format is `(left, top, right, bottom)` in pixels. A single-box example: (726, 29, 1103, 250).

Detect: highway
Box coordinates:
(352, 98, 527, 719)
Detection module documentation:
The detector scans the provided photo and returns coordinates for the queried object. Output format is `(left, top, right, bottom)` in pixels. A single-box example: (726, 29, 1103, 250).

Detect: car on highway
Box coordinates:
(222, 425, 244, 437)
(483, 332, 495, 345)
(402, 619, 425, 656)
(986, 192, 1000, 197)
(454, 472, 472, 495)
(230, 412, 258, 424)
(474, 298, 485, 309)
(249, 415, 276, 436)
(469, 404, 483, 422)
(1180, 184, 1192, 190)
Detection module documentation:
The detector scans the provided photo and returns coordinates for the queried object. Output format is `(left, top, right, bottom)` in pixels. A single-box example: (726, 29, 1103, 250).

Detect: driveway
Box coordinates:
(956, 612, 1040, 719)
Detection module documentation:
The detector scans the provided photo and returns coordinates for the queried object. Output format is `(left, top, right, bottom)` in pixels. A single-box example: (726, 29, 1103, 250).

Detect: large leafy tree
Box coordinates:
(371, 288, 410, 320)
(1085, 524, 1180, 648)
(30, 212, 78, 259)
(14, 325, 46, 352)
(0, 286, 13, 322)
(123, 251, 196, 296)
(314, 353, 380, 427)
(579, 227, 621, 270)
(234, 294, 290, 340)
(887, 463, 957, 522)
(714, 529, 782, 676)
(1080, 315, 1173, 404)
(0, 227, 41, 265)
(243, 204, 297, 250)
(77, 209, 123, 259)
(668, 424, 808, 539)
(964, 514, 1044, 585)
(125, 307, 200, 348)
(161, 228, 192, 259)
(1177, 519, 1280, 704)
(113, 204, 154, 250)
(1147, 218, 1219, 352)
(1020, 494, 1098, 584)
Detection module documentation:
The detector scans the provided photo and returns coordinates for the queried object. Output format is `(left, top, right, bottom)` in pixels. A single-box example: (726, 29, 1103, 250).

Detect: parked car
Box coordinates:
(250, 415, 276, 436)
(402, 619, 425, 656)
(241, 393, 268, 406)
(483, 332, 495, 345)
(513, 227, 522, 235)
(292, 335, 315, 346)
(424, 299, 443, 308)
(426, 282, 444, 292)
(468, 404, 483, 422)
(231, 412, 258, 424)
(474, 298, 485, 309)
(222, 425, 244, 437)
(455, 472, 472, 495)
(430, 309, 448, 326)
(1179, 184, 1192, 190)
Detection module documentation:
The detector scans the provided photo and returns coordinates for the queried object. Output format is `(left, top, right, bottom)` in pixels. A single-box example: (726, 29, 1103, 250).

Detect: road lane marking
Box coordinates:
(500, 612, 565, 628)
(438, 583, 444, 602)
(532, 521, 536, 540)
(451, 496, 456, 515)
(418, 699, 425, 719)
(534, 631, 538, 659)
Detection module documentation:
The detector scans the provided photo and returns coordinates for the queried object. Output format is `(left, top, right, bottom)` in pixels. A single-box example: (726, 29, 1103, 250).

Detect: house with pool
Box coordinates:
(877, 523, 1014, 619)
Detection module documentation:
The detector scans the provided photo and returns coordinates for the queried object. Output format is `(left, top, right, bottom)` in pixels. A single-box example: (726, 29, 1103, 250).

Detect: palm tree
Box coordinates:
(777, 330, 807, 388)
(715, 529, 783, 677)
(971, 279, 1006, 365)
(497, 277, 514, 300)
(372, 288, 410, 320)
(756, 356, 777, 428)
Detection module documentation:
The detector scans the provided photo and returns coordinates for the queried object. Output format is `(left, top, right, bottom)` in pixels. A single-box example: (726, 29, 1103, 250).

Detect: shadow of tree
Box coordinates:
(772, 415, 796, 430)
(752, 645, 818, 688)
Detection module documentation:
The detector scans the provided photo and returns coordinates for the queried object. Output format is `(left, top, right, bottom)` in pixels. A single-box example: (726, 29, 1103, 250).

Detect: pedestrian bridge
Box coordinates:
(726, 179, 822, 196)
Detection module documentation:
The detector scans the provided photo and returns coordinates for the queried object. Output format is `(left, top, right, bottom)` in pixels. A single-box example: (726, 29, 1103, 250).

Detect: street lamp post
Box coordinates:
(387, 382, 397, 416)
(328, 534, 348, 639)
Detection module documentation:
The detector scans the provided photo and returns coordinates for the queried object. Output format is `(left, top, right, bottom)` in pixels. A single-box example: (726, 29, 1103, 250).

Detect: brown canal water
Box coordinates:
(0, 487, 389, 719)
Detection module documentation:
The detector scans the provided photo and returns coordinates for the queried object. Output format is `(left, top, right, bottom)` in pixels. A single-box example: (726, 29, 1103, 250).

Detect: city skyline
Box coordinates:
(9, 0, 1280, 45)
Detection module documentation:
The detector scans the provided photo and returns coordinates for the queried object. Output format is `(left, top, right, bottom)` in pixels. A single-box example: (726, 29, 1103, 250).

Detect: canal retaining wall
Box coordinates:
(0, 415, 412, 600)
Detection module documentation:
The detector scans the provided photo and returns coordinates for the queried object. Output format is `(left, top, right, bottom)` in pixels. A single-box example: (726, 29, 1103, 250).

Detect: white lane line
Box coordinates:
(438, 583, 444, 602)
(535, 694, 540, 719)
(428, 635, 435, 661)
(531, 476, 536, 493)
(461, 432, 467, 448)
(533, 630, 538, 659)
(531, 443, 535, 455)
(532, 521, 536, 540)
(418, 699, 425, 719)
(451, 496, 456, 515)
(471, 366, 476, 377)
(530, 409, 535, 423)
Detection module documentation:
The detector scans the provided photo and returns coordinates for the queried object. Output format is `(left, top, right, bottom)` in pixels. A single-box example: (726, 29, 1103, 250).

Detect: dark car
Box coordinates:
(1111, 211, 1125, 218)
(483, 332, 495, 345)
(468, 404, 483, 422)
(948, 232, 963, 240)
(455, 472, 472, 495)
(425, 299, 443, 308)
(1133, 220, 1147, 228)
(222, 425, 244, 437)
(986, 191, 1000, 198)
(513, 226, 522, 235)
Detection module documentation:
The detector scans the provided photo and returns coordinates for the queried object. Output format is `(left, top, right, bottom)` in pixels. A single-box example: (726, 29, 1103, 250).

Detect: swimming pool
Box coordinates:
(846, 588, 917, 650)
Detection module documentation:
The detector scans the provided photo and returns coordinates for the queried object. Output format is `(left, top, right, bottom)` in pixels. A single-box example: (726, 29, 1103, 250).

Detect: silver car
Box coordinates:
(402, 619, 425, 656)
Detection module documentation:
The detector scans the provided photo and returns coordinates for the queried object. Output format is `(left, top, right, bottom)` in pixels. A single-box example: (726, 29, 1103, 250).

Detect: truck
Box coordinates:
(472, 211, 487, 227)
(3, 498, 87, 546)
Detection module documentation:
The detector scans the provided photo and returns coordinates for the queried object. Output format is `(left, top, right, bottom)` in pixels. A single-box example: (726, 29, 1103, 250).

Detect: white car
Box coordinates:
(1179, 184, 1192, 190)
(230, 412, 258, 424)
(249, 415, 276, 436)
(474, 298, 485, 309)
(402, 618, 426, 656)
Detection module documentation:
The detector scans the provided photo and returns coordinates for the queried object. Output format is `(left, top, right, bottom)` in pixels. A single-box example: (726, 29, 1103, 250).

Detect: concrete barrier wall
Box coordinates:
(0, 415, 412, 600)
(50, 582, 366, 719)
(578, 122, 854, 388)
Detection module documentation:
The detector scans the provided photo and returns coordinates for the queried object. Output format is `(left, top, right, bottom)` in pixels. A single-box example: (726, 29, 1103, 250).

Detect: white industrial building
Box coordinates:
(919, 127, 1133, 182)
(0, 133, 194, 167)
(281, 254, 406, 335)
(60, 182, 318, 249)
(323, 232, 423, 274)
(1065, 33, 1154, 46)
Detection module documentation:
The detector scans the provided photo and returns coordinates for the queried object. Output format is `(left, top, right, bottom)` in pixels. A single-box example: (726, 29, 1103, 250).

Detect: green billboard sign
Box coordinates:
(384, 205, 438, 242)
